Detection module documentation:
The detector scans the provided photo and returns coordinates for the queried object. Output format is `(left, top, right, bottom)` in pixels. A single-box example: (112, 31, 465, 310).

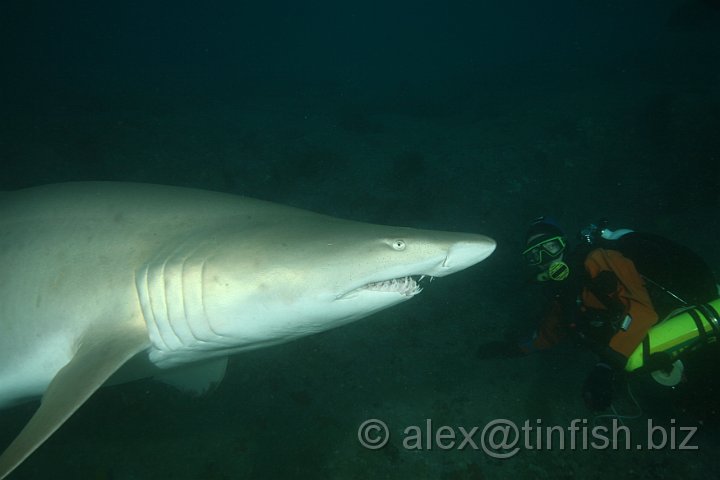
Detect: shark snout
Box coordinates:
(439, 236, 496, 274)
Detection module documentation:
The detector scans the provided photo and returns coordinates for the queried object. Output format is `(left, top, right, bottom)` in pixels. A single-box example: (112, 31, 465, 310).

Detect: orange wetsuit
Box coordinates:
(526, 248, 659, 366)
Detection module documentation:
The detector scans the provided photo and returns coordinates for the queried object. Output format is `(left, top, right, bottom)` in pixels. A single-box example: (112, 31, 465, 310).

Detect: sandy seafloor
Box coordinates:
(1, 1, 720, 478)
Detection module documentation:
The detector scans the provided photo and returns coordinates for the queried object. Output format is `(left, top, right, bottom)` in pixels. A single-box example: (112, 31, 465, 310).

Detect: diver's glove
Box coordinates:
(476, 340, 526, 359)
(582, 362, 614, 411)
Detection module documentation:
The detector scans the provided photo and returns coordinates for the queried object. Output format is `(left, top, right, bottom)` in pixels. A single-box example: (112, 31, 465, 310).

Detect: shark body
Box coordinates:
(0, 182, 495, 478)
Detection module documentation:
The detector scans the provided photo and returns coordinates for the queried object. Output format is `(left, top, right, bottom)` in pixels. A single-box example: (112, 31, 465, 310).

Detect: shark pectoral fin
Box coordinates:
(0, 326, 149, 480)
(155, 357, 229, 396)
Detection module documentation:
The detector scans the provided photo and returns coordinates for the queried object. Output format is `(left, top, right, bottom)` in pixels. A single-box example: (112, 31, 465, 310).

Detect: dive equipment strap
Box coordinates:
(688, 309, 707, 343)
(698, 302, 720, 337)
(642, 335, 651, 367)
(641, 274, 688, 306)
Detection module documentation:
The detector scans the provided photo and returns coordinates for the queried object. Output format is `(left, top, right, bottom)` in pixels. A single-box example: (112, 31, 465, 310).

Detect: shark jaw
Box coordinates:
(333, 238, 495, 304)
(337, 275, 424, 299)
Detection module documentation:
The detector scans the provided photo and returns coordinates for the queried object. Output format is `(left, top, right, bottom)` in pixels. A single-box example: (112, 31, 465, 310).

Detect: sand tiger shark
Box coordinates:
(0, 182, 495, 478)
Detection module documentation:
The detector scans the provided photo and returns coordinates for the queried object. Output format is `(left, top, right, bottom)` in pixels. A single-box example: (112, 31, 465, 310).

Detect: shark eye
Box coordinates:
(392, 239, 406, 251)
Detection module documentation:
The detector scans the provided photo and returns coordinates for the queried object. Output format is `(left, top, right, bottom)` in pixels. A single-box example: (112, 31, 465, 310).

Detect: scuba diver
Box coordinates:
(479, 217, 719, 411)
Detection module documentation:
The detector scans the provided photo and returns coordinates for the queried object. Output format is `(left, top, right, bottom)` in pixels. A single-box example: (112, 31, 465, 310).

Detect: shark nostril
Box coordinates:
(442, 254, 450, 268)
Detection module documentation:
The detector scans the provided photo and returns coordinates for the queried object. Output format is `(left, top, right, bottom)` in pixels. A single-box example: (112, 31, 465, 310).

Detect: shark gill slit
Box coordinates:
(179, 251, 197, 344)
(141, 264, 167, 350)
(160, 252, 183, 347)
(181, 244, 219, 344)
(199, 256, 222, 337)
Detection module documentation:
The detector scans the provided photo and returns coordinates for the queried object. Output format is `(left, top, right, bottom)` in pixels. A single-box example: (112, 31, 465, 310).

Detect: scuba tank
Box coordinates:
(625, 297, 720, 385)
(578, 219, 719, 386)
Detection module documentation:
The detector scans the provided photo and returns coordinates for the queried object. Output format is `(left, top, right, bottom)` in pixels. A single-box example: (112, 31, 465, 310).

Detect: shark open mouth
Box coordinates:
(339, 275, 428, 299)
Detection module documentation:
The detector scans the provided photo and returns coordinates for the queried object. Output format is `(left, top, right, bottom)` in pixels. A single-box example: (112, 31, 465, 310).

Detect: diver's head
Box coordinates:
(523, 216, 569, 281)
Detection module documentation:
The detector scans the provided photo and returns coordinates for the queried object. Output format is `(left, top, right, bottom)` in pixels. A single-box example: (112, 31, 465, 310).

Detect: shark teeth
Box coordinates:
(363, 276, 423, 297)
(337, 275, 433, 299)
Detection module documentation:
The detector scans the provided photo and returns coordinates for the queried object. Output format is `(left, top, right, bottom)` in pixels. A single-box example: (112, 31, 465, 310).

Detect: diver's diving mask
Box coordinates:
(522, 235, 566, 266)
